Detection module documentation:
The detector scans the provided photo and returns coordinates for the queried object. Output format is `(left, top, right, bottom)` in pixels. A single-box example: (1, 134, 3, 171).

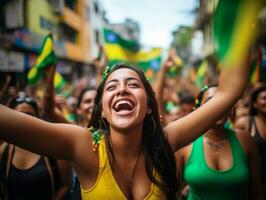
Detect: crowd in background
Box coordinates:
(0, 46, 265, 199)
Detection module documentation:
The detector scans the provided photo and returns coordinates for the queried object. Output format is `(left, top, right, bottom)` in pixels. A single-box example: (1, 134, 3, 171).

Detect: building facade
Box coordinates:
(0, 0, 107, 87)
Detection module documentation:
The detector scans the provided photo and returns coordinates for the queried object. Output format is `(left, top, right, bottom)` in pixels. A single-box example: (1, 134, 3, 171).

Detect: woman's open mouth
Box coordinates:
(113, 100, 135, 114)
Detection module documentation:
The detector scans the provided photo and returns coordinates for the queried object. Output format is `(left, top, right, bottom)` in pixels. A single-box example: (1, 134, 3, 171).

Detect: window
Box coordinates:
(94, 30, 99, 45)
(65, 0, 77, 11)
(60, 23, 78, 43)
(40, 16, 55, 32)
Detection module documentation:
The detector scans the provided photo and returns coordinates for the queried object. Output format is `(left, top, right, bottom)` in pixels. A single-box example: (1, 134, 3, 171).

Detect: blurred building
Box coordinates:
(0, 0, 107, 87)
(172, 25, 193, 65)
(192, 0, 219, 86)
(89, 0, 109, 58)
(195, 0, 218, 58)
(110, 18, 140, 42)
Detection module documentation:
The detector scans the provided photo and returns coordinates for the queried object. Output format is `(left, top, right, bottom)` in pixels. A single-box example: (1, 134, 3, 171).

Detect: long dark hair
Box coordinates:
(250, 84, 266, 115)
(89, 63, 179, 199)
(77, 87, 97, 109)
(9, 94, 39, 117)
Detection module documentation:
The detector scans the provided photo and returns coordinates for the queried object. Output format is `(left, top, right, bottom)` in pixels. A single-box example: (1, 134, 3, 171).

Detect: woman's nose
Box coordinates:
(116, 85, 129, 96)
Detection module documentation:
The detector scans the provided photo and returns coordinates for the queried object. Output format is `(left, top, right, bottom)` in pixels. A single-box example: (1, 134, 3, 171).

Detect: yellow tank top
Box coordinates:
(80, 137, 166, 200)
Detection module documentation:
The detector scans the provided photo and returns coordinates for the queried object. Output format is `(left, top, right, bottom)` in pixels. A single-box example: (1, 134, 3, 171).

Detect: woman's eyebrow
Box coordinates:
(106, 77, 141, 85)
(126, 77, 141, 83)
(106, 79, 118, 85)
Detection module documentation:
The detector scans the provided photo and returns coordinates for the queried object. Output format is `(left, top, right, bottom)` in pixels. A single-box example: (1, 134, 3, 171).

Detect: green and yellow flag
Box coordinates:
(28, 34, 57, 85)
(35, 34, 57, 69)
(54, 72, 66, 92)
(213, 0, 263, 65)
(103, 28, 162, 79)
(27, 34, 66, 92)
(27, 67, 44, 86)
(196, 60, 208, 87)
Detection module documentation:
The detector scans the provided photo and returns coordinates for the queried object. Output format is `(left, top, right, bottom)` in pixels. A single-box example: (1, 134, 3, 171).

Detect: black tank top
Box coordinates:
(249, 116, 266, 185)
(7, 157, 52, 200)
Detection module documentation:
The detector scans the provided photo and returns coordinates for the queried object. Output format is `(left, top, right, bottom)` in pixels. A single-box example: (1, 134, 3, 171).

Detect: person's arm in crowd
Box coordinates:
(153, 49, 176, 124)
(95, 45, 107, 86)
(152, 60, 167, 124)
(165, 55, 251, 151)
(53, 160, 73, 200)
(0, 105, 91, 160)
(43, 65, 72, 123)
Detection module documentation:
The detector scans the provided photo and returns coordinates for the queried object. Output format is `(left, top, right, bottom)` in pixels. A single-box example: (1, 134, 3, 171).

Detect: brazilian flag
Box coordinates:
(27, 34, 65, 91)
(28, 34, 57, 85)
(103, 28, 162, 80)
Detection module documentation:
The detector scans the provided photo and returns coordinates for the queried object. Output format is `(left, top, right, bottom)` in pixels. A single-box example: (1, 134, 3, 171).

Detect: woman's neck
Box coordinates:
(109, 125, 143, 159)
(82, 118, 89, 127)
(204, 126, 227, 142)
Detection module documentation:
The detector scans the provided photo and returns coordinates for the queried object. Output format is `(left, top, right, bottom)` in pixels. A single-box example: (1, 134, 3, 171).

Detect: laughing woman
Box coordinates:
(0, 59, 249, 199)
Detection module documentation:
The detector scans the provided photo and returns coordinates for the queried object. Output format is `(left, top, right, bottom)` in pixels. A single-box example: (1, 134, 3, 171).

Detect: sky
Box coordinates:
(100, 0, 197, 49)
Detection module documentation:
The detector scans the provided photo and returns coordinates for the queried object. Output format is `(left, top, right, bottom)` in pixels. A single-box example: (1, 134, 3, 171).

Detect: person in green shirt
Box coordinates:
(176, 85, 264, 200)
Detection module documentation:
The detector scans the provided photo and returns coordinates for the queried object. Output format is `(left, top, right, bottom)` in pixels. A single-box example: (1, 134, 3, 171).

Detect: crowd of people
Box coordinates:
(0, 44, 265, 200)
(0, 7, 266, 200)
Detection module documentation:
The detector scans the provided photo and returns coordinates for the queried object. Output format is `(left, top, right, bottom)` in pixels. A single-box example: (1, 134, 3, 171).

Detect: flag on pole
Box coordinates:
(213, 0, 263, 65)
(103, 28, 162, 79)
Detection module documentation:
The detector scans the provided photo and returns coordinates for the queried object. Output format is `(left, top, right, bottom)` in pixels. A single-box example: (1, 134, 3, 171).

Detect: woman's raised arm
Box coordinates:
(0, 105, 89, 160)
(165, 0, 263, 152)
(165, 58, 250, 151)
